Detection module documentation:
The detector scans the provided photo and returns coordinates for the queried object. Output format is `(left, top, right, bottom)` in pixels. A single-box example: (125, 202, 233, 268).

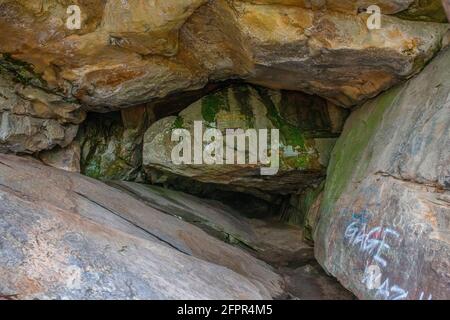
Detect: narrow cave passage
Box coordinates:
(73, 83, 354, 299)
(0, 0, 449, 302)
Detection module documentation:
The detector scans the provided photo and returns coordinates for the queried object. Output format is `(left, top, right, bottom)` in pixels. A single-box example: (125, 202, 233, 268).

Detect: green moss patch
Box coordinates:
(321, 86, 402, 215)
(396, 0, 447, 22)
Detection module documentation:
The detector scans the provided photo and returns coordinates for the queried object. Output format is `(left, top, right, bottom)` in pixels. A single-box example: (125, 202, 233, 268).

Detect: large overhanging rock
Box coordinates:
(0, 0, 447, 110)
(239, 1, 430, 15)
(0, 154, 283, 299)
(397, 0, 449, 22)
(101, 0, 208, 56)
(0, 69, 84, 153)
(143, 84, 345, 194)
(233, 1, 448, 106)
(315, 48, 450, 300)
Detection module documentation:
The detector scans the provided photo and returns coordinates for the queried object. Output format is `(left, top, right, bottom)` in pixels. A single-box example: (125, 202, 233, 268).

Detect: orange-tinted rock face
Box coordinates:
(0, 0, 448, 111)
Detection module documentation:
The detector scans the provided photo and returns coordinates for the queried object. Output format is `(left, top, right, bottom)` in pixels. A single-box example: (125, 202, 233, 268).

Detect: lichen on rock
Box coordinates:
(77, 106, 151, 181)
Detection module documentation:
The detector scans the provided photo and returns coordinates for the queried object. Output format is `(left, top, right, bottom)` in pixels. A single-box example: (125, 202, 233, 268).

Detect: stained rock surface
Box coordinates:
(241, 0, 446, 17)
(0, 0, 447, 110)
(315, 47, 450, 300)
(77, 108, 150, 181)
(0, 0, 449, 301)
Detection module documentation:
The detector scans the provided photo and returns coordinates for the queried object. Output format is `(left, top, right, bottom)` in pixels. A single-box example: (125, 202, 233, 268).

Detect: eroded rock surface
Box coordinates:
(108, 180, 355, 300)
(315, 48, 450, 300)
(0, 154, 283, 299)
(0, 70, 84, 153)
(39, 141, 81, 173)
(0, 0, 447, 110)
(1, 0, 449, 301)
(77, 108, 150, 181)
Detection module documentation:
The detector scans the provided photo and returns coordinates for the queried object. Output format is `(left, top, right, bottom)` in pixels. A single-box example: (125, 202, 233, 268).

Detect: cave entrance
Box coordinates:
(73, 82, 354, 299)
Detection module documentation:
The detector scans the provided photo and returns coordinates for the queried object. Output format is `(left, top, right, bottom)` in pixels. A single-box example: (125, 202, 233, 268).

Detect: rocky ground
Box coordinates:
(0, 154, 353, 299)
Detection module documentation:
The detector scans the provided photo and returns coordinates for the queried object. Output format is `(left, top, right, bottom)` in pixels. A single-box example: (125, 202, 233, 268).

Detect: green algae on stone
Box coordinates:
(280, 180, 325, 242)
(78, 112, 145, 181)
(172, 116, 185, 129)
(255, 86, 307, 150)
(0, 54, 80, 105)
(282, 184, 321, 226)
(0, 54, 48, 89)
(314, 48, 450, 300)
(396, 0, 448, 22)
(320, 86, 402, 216)
(201, 91, 228, 123)
(143, 84, 346, 195)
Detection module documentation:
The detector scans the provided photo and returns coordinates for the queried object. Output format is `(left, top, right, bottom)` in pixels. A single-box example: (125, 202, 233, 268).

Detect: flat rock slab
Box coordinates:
(0, 154, 283, 299)
(109, 181, 259, 248)
(109, 180, 354, 300)
(109, 181, 308, 257)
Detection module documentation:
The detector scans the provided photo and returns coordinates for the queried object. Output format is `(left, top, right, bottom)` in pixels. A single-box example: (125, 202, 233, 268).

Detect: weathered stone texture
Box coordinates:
(143, 85, 344, 194)
(315, 48, 450, 300)
(0, 154, 283, 299)
(0, 0, 447, 110)
(0, 71, 83, 153)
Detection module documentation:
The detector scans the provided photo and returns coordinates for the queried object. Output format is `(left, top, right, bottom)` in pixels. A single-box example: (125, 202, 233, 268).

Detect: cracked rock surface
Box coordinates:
(0, 70, 84, 153)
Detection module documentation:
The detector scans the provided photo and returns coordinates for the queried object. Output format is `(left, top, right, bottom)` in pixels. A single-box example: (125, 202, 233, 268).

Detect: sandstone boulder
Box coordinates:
(101, 0, 207, 56)
(397, 0, 449, 22)
(315, 48, 450, 300)
(240, 1, 416, 15)
(143, 85, 345, 194)
(39, 141, 81, 173)
(0, 154, 283, 299)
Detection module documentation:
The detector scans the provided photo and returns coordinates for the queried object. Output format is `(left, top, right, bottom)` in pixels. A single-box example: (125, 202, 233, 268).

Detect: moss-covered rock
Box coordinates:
(77, 106, 151, 181)
(281, 181, 324, 242)
(315, 47, 450, 300)
(143, 84, 346, 195)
